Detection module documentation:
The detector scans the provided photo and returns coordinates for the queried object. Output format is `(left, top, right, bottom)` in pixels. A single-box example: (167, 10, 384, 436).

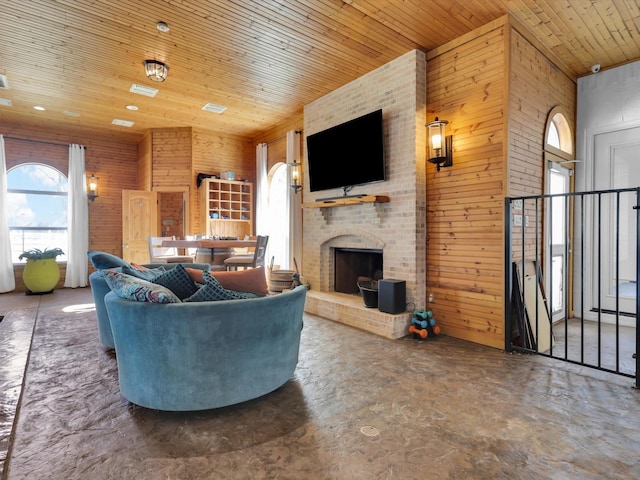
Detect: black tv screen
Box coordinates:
(306, 109, 385, 194)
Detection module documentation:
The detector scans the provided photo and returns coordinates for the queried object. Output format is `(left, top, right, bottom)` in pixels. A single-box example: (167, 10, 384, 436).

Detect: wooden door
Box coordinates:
(122, 190, 157, 263)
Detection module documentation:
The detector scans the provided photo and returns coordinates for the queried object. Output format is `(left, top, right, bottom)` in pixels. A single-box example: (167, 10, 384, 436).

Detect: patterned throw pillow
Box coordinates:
(184, 271, 257, 302)
(102, 270, 181, 304)
(151, 264, 198, 300)
(122, 264, 166, 282)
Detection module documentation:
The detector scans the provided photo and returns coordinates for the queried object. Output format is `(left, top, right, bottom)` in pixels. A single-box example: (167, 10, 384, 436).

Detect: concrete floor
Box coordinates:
(1, 287, 639, 479)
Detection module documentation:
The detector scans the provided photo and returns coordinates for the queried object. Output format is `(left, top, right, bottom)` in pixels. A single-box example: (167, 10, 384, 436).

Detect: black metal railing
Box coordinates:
(505, 188, 638, 387)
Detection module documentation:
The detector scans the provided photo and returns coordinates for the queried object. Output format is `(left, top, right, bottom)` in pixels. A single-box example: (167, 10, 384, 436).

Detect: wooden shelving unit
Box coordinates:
(201, 179, 253, 237)
(302, 195, 390, 209)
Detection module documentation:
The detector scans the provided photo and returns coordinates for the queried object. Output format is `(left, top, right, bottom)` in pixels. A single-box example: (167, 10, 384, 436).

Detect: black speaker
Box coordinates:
(378, 279, 406, 314)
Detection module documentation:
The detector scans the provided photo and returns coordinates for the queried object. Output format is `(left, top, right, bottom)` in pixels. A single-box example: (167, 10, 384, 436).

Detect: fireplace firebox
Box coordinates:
(334, 248, 383, 294)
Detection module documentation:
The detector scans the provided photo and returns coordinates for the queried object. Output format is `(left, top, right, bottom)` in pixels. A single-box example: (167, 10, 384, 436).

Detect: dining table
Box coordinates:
(161, 238, 257, 249)
(162, 238, 257, 268)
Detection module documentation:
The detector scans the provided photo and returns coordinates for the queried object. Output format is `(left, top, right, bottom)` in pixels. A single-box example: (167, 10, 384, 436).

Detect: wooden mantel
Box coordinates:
(302, 195, 390, 209)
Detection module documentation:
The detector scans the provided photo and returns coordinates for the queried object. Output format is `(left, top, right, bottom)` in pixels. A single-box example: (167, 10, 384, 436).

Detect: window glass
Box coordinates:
(7, 164, 68, 262)
(547, 122, 560, 149)
(546, 111, 573, 155)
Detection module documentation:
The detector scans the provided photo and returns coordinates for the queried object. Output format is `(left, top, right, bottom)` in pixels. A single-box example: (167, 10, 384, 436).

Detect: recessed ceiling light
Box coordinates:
(202, 103, 227, 114)
(125, 105, 139, 111)
(156, 21, 170, 33)
(33, 105, 46, 111)
(129, 83, 158, 97)
(0, 98, 12, 107)
(0, 74, 8, 89)
(112, 119, 134, 127)
(63, 111, 80, 117)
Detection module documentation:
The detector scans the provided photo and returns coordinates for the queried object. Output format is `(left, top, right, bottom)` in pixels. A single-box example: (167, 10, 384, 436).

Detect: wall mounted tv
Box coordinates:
(306, 109, 385, 197)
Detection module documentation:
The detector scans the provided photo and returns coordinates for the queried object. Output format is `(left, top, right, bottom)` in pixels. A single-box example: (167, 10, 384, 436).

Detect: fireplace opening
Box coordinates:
(334, 248, 383, 294)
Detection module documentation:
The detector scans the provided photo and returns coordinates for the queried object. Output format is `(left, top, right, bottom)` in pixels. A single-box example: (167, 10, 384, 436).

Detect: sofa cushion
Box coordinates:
(196, 266, 269, 296)
(122, 264, 166, 282)
(151, 263, 198, 300)
(184, 267, 206, 284)
(102, 270, 181, 304)
(184, 271, 257, 302)
(88, 250, 131, 270)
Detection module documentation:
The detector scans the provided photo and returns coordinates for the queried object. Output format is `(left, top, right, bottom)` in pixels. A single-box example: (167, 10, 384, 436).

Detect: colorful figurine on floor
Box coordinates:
(409, 309, 441, 339)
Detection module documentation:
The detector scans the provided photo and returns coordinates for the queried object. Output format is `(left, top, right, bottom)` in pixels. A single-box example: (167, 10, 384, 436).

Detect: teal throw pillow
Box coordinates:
(122, 264, 166, 282)
(184, 271, 257, 302)
(151, 263, 198, 300)
(102, 270, 181, 304)
(87, 250, 131, 270)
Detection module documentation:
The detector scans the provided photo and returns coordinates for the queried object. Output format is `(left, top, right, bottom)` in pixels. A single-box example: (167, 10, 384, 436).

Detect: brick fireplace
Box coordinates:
(301, 50, 427, 339)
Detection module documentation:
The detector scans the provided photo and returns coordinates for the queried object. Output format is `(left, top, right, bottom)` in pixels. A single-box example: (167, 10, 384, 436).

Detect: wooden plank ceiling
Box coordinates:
(0, 0, 639, 143)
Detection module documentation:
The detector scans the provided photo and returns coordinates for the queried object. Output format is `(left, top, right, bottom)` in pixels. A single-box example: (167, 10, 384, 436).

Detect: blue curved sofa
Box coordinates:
(89, 263, 211, 349)
(104, 285, 307, 411)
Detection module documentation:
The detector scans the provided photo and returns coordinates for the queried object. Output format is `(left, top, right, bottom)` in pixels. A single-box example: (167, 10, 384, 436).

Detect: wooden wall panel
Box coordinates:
(191, 129, 254, 235)
(151, 128, 192, 188)
(426, 20, 507, 349)
(508, 28, 576, 198)
(137, 132, 152, 191)
(426, 16, 577, 349)
(253, 114, 305, 173)
(508, 26, 577, 262)
(158, 192, 184, 238)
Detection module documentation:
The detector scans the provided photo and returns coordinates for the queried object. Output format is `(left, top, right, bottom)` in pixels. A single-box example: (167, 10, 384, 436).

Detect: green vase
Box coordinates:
(23, 258, 60, 293)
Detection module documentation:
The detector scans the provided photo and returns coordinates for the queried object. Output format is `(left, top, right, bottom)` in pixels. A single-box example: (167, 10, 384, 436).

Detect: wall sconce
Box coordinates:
(427, 117, 453, 172)
(143, 60, 169, 82)
(87, 174, 99, 202)
(288, 160, 303, 193)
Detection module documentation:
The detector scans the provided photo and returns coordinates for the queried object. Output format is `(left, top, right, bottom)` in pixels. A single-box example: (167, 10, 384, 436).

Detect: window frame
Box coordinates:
(7, 163, 69, 263)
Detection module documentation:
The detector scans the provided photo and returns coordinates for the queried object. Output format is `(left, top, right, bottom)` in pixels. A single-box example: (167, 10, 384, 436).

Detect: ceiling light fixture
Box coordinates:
(156, 21, 170, 33)
(143, 60, 169, 82)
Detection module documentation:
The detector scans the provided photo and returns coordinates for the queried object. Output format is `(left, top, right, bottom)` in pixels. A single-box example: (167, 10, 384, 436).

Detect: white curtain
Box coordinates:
(255, 143, 269, 236)
(286, 130, 302, 272)
(64, 144, 89, 287)
(0, 135, 15, 292)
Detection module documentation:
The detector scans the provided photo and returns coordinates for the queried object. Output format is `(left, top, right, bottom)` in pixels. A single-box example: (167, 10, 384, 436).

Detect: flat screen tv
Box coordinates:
(306, 109, 385, 197)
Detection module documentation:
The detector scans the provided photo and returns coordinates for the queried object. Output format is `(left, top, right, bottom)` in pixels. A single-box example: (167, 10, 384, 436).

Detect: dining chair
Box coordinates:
(148, 236, 194, 263)
(223, 235, 268, 271)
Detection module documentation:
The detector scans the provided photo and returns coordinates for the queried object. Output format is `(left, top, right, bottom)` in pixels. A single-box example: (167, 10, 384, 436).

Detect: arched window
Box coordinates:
(267, 163, 289, 268)
(7, 163, 68, 262)
(545, 107, 573, 158)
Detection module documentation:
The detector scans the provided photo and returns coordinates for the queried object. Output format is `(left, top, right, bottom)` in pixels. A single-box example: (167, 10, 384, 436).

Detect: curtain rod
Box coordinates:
(3, 136, 86, 149)
(266, 130, 302, 146)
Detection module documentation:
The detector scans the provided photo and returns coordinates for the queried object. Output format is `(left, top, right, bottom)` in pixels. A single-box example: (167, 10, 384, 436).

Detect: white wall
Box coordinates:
(575, 60, 640, 325)
(576, 60, 640, 191)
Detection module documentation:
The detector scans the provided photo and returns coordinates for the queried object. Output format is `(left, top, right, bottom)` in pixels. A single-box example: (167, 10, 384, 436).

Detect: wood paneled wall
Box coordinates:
(508, 27, 577, 264)
(150, 128, 192, 189)
(426, 15, 576, 349)
(253, 115, 305, 173)
(191, 128, 254, 235)
(136, 127, 254, 238)
(426, 18, 507, 349)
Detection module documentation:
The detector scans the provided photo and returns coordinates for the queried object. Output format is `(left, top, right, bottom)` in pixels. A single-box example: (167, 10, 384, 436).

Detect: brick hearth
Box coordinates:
(305, 291, 412, 340)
